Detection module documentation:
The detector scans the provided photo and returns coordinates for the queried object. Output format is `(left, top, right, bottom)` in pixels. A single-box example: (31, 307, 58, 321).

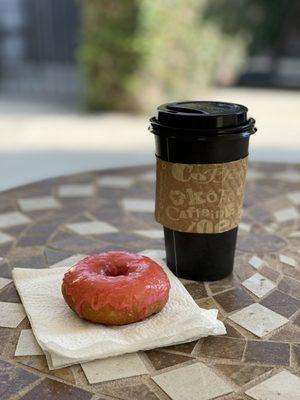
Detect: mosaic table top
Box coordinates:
(0, 162, 299, 400)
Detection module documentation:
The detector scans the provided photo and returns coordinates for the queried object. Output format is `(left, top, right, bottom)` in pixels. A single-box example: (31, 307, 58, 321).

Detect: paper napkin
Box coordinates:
(13, 253, 225, 369)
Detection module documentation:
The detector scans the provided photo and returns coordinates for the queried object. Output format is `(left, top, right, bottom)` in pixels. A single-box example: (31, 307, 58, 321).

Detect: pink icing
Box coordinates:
(62, 251, 171, 318)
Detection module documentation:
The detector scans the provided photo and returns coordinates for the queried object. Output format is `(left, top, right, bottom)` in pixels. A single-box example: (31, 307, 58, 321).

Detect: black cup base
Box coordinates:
(164, 226, 238, 281)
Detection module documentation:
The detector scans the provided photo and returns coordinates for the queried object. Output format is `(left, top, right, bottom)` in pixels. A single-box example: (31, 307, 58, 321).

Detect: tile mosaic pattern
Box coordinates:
(0, 162, 300, 399)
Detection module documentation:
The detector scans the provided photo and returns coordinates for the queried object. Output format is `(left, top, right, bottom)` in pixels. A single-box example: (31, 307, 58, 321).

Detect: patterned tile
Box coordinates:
(196, 336, 245, 360)
(15, 329, 43, 356)
(161, 341, 198, 354)
(122, 198, 155, 213)
(214, 288, 254, 313)
(294, 345, 300, 366)
(260, 290, 300, 318)
(274, 207, 299, 222)
(270, 326, 300, 343)
(273, 170, 300, 182)
(0, 231, 14, 245)
(49, 254, 87, 269)
(145, 350, 192, 370)
(0, 211, 31, 228)
(66, 220, 118, 235)
(134, 229, 164, 239)
(18, 196, 60, 211)
(139, 171, 156, 182)
(81, 353, 148, 384)
(248, 255, 264, 269)
(0, 359, 39, 400)
(58, 184, 94, 198)
(0, 302, 26, 328)
(115, 383, 160, 400)
(242, 273, 276, 298)
(152, 362, 234, 400)
(245, 370, 300, 400)
(98, 175, 135, 188)
(245, 340, 290, 365)
(229, 303, 289, 338)
(239, 222, 251, 232)
(20, 378, 93, 400)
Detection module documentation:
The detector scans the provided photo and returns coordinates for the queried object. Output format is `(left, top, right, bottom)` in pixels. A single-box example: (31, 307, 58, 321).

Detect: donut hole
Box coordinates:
(104, 264, 131, 277)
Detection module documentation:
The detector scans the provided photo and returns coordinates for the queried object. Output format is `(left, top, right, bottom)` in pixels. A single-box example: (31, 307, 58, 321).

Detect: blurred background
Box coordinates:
(0, 0, 299, 191)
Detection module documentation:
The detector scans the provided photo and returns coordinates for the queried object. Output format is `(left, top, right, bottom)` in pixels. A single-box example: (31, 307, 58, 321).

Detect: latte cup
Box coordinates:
(149, 101, 256, 281)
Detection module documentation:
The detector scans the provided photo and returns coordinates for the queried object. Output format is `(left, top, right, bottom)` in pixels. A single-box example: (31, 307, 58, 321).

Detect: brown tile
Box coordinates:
(223, 322, 243, 338)
(44, 248, 74, 266)
(0, 283, 21, 303)
(237, 232, 287, 253)
(196, 297, 217, 310)
(260, 290, 300, 318)
(8, 246, 47, 269)
(0, 261, 12, 279)
(294, 313, 300, 327)
(209, 274, 239, 294)
(214, 288, 254, 313)
(20, 378, 93, 400)
(145, 350, 192, 370)
(245, 341, 290, 366)
(50, 235, 106, 254)
(0, 359, 39, 400)
(184, 282, 207, 299)
(269, 326, 300, 343)
(260, 265, 280, 282)
(215, 364, 272, 385)
(0, 331, 11, 355)
(198, 336, 245, 360)
(116, 383, 161, 400)
(18, 356, 75, 384)
(294, 344, 300, 366)
(278, 277, 300, 300)
(234, 262, 254, 282)
(282, 264, 300, 281)
(161, 340, 198, 354)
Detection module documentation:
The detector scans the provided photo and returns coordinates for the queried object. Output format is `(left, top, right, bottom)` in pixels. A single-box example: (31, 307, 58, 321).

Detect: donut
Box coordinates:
(62, 251, 171, 325)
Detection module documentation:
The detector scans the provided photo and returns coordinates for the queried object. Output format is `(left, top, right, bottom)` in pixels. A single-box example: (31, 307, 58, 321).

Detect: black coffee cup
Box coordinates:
(149, 101, 256, 281)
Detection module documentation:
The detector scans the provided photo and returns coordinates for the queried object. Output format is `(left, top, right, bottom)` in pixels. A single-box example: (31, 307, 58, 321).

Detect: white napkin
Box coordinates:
(13, 252, 225, 369)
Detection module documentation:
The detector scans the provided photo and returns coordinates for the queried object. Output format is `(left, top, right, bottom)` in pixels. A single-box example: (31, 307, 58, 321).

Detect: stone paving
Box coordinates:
(0, 162, 300, 399)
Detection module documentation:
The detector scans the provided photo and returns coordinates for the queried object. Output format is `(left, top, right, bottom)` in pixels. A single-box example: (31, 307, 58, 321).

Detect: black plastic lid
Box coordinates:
(150, 101, 256, 137)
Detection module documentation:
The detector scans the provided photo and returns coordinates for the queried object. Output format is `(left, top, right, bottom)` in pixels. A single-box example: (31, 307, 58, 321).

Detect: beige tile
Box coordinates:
(98, 175, 135, 188)
(66, 220, 118, 235)
(279, 254, 298, 268)
(0, 211, 31, 228)
(274, 207, 299, 222)
(247, 169, 266, 180)
(139, 171, 156, 182)
(246, 370, 300, 400)
(134, 229, 164, 239)
(229, 303, 288, 338)
(289, 230, 300, 238)
(58, 184, 94, 197)
(0, 231, 14, 244)
(248, 256, 264, 269)
(152, 362, 234, 400)
(122, 198, 155, 213)
(273, 170, 300, 183)
(81, 353, 148, 384)
(239, 222, 251, 232)
(0, 301, 26, 328)
(18, 196, 60, 211)
(287, 190, 300, 205)
(49, 254, 87, 269)
(15, 329, 43, 356)
(0, 277, 12, 290)
(242, 273, 276, 298)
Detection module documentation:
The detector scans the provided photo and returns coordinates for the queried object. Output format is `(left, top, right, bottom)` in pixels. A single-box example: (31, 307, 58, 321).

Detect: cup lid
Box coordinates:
(150, 101, 256, 136)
